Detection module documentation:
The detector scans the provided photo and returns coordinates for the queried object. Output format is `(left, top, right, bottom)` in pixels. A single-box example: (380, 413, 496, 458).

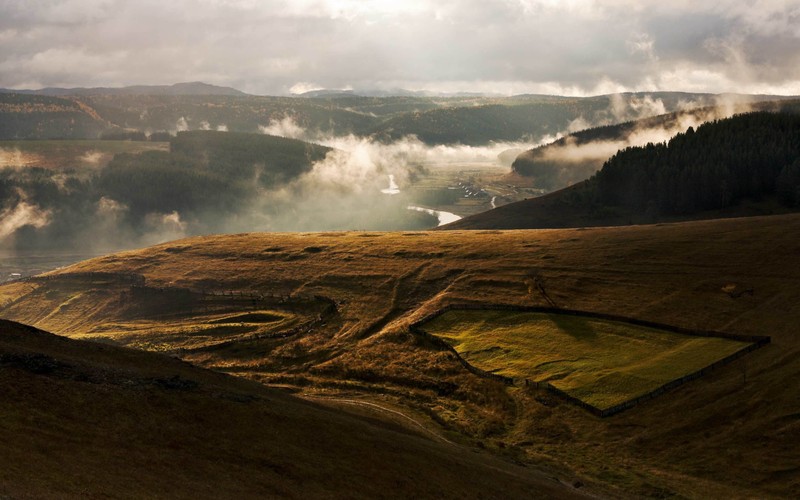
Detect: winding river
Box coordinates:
(380, 175, 462, 227)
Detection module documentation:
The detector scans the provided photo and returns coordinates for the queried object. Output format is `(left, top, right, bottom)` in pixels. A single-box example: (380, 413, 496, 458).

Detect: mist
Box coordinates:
(0, 198, 51, 239)
(239, 117, 547, 232)
(516, 95, 763, 190)
(0, 94, 768, 259)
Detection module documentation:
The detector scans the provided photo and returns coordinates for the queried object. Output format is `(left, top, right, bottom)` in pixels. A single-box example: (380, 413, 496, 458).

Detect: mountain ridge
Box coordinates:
(0, 81, 247, 97)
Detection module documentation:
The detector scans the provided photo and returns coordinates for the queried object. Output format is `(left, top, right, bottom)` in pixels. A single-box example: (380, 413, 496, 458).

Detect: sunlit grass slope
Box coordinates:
(423, 310, 751, 409)
(3, 214, 800, 497)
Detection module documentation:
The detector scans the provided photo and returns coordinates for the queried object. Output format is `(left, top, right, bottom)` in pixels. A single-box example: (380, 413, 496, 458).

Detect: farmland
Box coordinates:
(420, 309, 755, 411)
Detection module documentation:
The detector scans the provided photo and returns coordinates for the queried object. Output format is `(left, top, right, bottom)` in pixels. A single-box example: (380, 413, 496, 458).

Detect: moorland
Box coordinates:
(3, 213, 800, 497)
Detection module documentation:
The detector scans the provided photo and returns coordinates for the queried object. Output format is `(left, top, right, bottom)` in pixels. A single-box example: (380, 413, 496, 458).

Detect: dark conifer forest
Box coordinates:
(594, 112, 800, 214)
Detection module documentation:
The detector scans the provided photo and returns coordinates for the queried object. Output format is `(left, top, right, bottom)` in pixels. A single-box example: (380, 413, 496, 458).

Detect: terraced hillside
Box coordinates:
(2, 214, 800, 497)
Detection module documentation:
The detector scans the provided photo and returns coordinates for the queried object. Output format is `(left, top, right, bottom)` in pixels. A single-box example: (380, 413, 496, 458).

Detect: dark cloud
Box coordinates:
(0, 0, 798, 95)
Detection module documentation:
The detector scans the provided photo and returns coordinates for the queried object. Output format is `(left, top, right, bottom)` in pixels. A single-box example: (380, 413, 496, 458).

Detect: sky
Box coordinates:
(1, 0, 799, 96)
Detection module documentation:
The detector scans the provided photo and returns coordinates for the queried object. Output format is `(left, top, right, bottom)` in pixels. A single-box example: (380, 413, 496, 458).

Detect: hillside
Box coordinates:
(0, 93, 109, 139)
(2, 214, 800, 497)
(447, 110, 800, 230)
(511, 99, 800, 193)
(0, 319, 580, 498)
(0, 131, 333, 252)
(2, 89, 791, 144)
(369, 92, 796, 146)
(0, 81, 247, 97)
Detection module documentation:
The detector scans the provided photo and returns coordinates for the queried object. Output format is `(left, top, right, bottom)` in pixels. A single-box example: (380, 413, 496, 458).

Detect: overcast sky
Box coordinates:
(1, 0, 799, 96)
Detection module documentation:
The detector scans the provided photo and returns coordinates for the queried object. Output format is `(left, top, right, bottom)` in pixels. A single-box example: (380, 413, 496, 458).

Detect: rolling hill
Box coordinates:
(0, 131, 334, 252)
(510, 98, 800, 193)
(447, 110, 800, 230)
(0, 93, 110, 140)
(0, 319, 580, 498)
(3, 86, 795, 145)
(2, 213, 800, 497)
(0, 81, 247, 97)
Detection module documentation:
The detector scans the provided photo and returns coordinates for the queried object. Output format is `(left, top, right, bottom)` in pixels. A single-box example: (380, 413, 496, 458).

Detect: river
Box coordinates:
(380, 175, 461, 227)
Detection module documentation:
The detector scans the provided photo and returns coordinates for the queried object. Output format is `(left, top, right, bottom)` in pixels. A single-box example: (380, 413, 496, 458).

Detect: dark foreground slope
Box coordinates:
(0, 319, 580, 499)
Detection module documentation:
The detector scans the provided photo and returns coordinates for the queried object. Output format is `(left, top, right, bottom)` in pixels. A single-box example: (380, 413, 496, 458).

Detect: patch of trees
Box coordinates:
(1, 131, 333, 250)
(0, 94, 107, 140)
(95, 131, 331, 218)
(593, 111, 800, 214)
(100, 130, 148, 141)
(170, 131, 330, 186)
(372, 101, 605, 145)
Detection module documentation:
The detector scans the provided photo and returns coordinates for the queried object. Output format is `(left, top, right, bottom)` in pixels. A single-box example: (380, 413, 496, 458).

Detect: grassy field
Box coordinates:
(3, 214, 800, 497)
(422, 310, 752, 410)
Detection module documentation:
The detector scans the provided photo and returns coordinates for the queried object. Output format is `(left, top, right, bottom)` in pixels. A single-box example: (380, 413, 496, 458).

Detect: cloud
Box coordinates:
(0, 1, 798, 95)
(521, 98, 761, 190)
(0, 199, 51, 239)
(175, 117, 189, 132)
(0, 148, 40, 168)
(259, 117, 306, 139)
(247, 116, 549, 231)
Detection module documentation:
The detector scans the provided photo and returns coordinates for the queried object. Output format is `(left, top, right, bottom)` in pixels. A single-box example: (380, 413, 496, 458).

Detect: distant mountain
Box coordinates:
(445, 108, 800, 230)
(1, 88, 798, 145)
(367, 92, 772, 146)
(297, 88, 499, 98)
(0, 81, 247, 97)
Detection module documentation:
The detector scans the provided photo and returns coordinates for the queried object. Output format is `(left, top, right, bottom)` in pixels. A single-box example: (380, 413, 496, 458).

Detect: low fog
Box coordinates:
(516, 95, 764, 189)
(0, 94, 765, 261)
(231, 117, 541, 232)
(0, 117, 544, 258)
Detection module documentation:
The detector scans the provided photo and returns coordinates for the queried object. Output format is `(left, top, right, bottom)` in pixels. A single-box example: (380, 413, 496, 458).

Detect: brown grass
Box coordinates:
(3, 213, 800, 497)
(0, 320, 581, 499)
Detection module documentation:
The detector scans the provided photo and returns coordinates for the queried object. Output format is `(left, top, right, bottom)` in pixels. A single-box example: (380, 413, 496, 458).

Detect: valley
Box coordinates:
(1, 86, 799, 499)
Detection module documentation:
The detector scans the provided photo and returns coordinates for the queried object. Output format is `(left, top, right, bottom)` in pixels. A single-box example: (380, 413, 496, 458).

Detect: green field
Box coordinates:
(422, 310, 752, 410)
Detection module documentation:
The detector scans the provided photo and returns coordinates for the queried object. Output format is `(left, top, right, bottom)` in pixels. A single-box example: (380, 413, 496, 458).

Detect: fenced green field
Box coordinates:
(421, 310, 753, 410)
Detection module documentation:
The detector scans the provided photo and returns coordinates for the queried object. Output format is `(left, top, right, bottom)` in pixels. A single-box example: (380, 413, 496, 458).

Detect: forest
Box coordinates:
(0, 131, 333, 250)
(592, 111, 800, 214)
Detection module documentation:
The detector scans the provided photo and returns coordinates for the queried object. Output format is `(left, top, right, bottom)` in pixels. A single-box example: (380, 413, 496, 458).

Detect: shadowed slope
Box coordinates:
(0, 319, 581, 499)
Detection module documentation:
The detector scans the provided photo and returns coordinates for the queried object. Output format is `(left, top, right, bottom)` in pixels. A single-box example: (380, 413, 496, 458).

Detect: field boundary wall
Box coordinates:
(409, 304, 770, 417)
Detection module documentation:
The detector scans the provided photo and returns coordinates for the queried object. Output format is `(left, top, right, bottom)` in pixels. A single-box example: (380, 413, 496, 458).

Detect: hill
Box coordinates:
(0, 319, 580, 498)
(2, 214, 800, 497)
(0, 81, 247, 97)
(510, 99, 800, 193)
(3, 89, 794, 144)
(369, 92, 797, 146)
(0, 131, 333, 252)
(447, 110, 800, 230)
(0, 93, 110, 139)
